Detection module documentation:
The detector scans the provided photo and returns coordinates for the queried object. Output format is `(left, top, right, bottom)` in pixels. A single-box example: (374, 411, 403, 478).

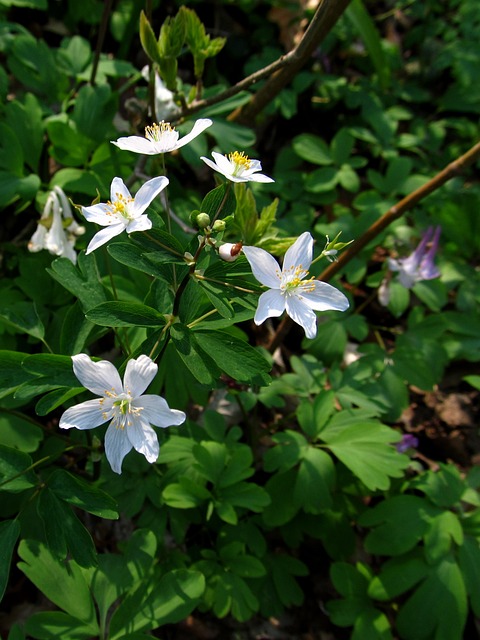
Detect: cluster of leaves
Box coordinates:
(1, 0, 480, 639)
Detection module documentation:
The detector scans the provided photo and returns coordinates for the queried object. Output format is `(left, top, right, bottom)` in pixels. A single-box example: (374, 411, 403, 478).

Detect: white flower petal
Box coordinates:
(59, 398, 110, 430)
(242, 245, 282, 289)
(299, 281, 350, 312)
(285, 295, 318, 339)
(212, 151, 234, 174)
(82, 204, 112, 225)
(72, 354, 123, 396)
(126, 215, 152, 234)
(110, 177, 131, 202)
(174, 118, 213, 150)
(124, 355, 158, 397)
(200, 155, 223, 175)
(131, 176, 169, 216)
(254, 288, 285, 324)
(283, 232, 313, 274)
(28, 224, 48, 252)
(85, 223, 126, 254)
(111, 136, 157, 155)
(105, 423, 133, 474)
(135, 395, 186, 428)
(127, 419, 159, 463)
(243, 173, 274, 183)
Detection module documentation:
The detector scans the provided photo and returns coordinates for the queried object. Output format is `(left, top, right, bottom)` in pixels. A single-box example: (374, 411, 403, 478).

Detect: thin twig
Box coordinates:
(178, 0, 350, 119)
(90, 0, 114, 86)
(266, 139, 480, 353)
(231, 0, 352, 123)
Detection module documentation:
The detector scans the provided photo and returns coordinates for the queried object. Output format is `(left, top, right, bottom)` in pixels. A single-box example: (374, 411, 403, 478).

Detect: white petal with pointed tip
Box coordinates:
(105, 423, 133, 474)
(124, 355, 158, 397)
(85, 223, 126, 254)
(72, 355, 123, 396)
(254, 289, 285, 324)
(59, 398, 110, 430)
(242, 246, 281, 289)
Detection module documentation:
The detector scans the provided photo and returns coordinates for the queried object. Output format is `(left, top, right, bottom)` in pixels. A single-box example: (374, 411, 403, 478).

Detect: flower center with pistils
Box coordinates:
(145, 121, 179, 146)
(103, 393, 143, 429)
(107, 193, 135, 221)
(281, 265, 316, 295)
(229, 151, 251, 175)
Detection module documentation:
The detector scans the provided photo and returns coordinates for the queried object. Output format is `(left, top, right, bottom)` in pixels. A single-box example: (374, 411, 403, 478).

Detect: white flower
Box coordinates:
(111, 118, 213, 155)
(59, 354, 186, 474)
(242, 232, 349, 339)
(218, 242, 243, 262)
(28, 186, 85, 264)
(141, 66, 181, 121)
(200, 151, 274, 183)
(82, 176, 168, 254)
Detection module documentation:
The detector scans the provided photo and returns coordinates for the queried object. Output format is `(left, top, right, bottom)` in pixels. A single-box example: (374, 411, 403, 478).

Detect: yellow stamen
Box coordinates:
(229, 151, 251, 170)
(107, 193, 134, 219)
(145, 121, 174, 141)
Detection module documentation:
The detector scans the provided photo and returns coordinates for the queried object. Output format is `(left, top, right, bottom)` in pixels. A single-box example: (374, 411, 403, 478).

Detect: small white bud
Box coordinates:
(219, 242, 243, 262)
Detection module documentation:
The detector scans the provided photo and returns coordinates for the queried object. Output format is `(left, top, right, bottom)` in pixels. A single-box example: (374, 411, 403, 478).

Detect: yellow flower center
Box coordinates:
(145, 121, 175, 142)
(281, 265, 316, 295)
(107, 193, 134, 220)
(229, 151, 251, 174)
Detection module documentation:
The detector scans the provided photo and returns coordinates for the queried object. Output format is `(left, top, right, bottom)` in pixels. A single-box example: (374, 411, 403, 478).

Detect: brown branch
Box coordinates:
(267, 139, 480, 353)
(178, 0, 350, 120)
(230, 0, 351, 123)
(90, 0, 114, 86)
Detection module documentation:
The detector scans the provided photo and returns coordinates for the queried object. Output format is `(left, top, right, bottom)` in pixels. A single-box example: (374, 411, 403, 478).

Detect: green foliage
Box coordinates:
(1, 1, 480, 638)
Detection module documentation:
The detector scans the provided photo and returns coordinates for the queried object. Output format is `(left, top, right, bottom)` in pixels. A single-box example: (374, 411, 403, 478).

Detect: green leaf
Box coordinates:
(0, 350, 36, 400)
(368, 552, 429, 600)
(359, 495, 438, 556)
(109, 569, 205, 638)
(458, 536, 480, 617)
(410, 463, 465, 508)
(37, 489, 98, 568)
(87, 301, 166, 328)
(305, 166, 338, 193)
(25, 612, 97, 640)
(345, 0, 390, 90)
(423, 511, 463, 564)
(292, 134, 331, 165)
(397, 556, 467, 640)
(139, 10, 162, 66)
(73, 84, 117, 142)
(35, 387, 85, 416)
(18, 539, 98, 626)
(49, 469, 118, 519)
(21, 354, 78, 387)
(5, 93, 44, 172)
(48, 253, 107, 312)
(331, 128, 355, 166)
(262, 468, 299, 527)
(195, 330, 271, 385)
(170, 323, 219, 385)
(0, 301, 44, 340)
(0, 445, 36, 492)
(0, 414, 43, 452)
(294, 447, 335, 512)
(0, 520, 20, 602)
(200, 182, 235, 219)
(321, 421, 407, 491)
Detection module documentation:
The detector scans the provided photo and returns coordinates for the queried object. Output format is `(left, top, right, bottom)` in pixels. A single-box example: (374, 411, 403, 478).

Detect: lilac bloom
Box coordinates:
(389, 226, 441, 289)
(396, 433, 419, 454)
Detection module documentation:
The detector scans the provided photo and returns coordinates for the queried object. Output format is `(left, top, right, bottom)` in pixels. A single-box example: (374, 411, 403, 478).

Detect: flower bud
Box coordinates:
(212, 219, 226, 233)
(219, 242, 243, 262)
(196, 212, 211, 229)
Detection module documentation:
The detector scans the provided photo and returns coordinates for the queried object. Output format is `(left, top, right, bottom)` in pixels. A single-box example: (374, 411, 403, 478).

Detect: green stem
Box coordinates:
(90, 0, 114, 86)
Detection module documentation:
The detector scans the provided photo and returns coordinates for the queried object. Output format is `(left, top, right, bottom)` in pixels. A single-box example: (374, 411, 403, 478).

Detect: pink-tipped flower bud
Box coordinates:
(219, 242, 243, 262)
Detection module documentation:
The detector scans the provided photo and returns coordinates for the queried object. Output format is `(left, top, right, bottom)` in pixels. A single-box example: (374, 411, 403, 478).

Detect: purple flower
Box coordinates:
(396, 433, 419, 454)
(389, 226, 441, 289)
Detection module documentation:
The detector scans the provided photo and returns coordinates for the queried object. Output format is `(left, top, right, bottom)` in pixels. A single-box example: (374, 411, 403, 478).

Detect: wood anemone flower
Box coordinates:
(59, 354, 186, 474)
(243, 232, 349, 339)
